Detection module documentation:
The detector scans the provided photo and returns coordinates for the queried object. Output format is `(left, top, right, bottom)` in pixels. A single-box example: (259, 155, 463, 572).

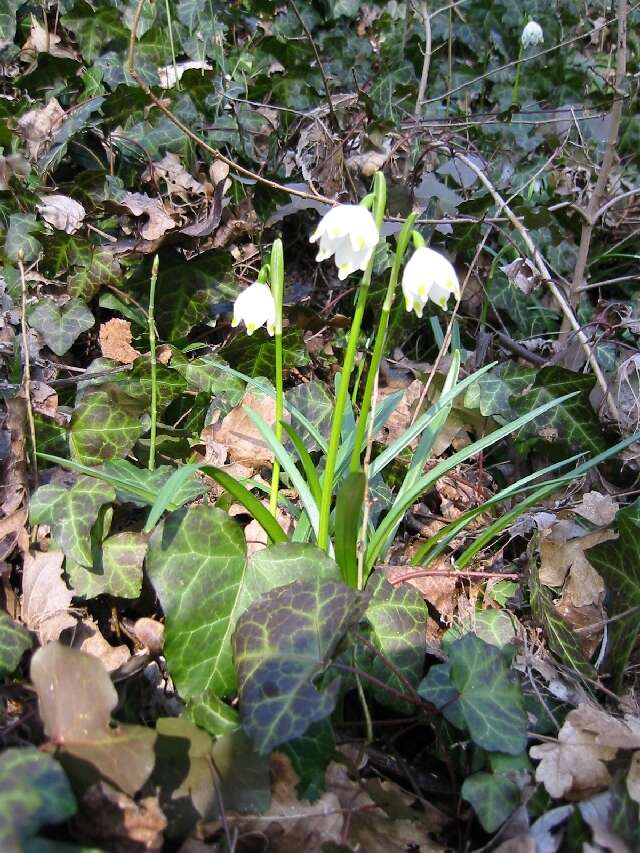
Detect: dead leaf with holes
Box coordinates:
(119, 192, 176, 241)
(17, 98, 65, 160)
(37, 194, 86, 234)
(99, 318, 140, 365)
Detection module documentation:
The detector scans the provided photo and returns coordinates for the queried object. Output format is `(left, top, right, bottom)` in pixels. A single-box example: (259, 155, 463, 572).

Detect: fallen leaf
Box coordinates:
(539, 523, 614, 607)
(386, 560, 457, 618)
(143, 152, 205, 200)
(501, 257, 540, 295)
(120, 192, 176, 241)
(130, 617, 164, 655)
(0, 153, 30, 191)
(71, 618, 130, 672)
(99, 318, 140, 365)
(530, 718, 615, 799)
(627, 751, 640, 804)
(210, 390, 285, 469)
(17, 98, 65, 160)
(21, 549, 76, 644)
(568, 703, 640, 750)
(37, 194, 86, 234)
(23, 15, 76, 57)
(573, 491, 618, 527)
(76, 782, 166, 852)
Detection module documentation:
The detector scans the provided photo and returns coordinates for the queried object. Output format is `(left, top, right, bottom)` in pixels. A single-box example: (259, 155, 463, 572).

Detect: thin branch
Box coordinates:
(289, 0, 339, 132)
(414, 1, 432, 117)
(387, 568, 521, 584)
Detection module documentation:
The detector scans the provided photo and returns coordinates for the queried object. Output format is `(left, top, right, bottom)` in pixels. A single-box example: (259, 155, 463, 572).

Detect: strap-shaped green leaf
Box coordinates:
(334, 471, 365, 587)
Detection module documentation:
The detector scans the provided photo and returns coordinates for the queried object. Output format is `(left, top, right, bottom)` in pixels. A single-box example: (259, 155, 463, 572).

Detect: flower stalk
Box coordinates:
(269, 240, 285, 518)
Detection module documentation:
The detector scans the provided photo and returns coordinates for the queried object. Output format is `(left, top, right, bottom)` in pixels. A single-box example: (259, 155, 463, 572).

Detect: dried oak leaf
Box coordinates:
(99, 318, 140, 365)
(37, 194, 86, 234)
(385, 560, 457, 619)
(17, 98, 65, 160)
(120, 192, 176, 241)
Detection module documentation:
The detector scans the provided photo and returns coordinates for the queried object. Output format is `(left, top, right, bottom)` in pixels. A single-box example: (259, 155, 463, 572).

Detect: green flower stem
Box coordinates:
(317, 173, 387, 552)
(350, 212, 417, 473)
(148, 255, 159, 471)
(269, 240, 285, 519)
(511, 40, 524, 105)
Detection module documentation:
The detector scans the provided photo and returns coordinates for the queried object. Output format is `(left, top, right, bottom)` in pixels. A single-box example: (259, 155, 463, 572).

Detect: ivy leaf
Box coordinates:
(67, 248, 121, 301)
(99, 458, 206, 508)
(61, 2, 129, 63)
(0, 748, 76, 852)
(5, 213, 42, 263)
(586, 501, 640, 690)
(512, 367, 605, 455)
(357, 572, 427, 713)
(188, 694, 241, 739)
(70, 389, 145, 465)
(173, 352, 244, 414)
(0, 611, 32, 678)
(233, 577, 367, 754)
(29, 475, 116, 567)
(281, 719, 335, 801)
(224, 328, 310, 378)
(462, 771, 521, 833)
(420, 635, 527, 755)
(30, 643, 156, 797)
(28, 298, 94, 356)
(66, 531, 147, 600)
(146, 505, 247, 700)
(285, 380, 334, 450)
(241, 543, 341, 610)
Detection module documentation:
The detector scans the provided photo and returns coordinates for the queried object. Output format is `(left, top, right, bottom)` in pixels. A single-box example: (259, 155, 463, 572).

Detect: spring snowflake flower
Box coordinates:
(310, 204, 379, 280)
(401, 247, 460, 317)
(521, 21, 544, 48)
(231, 282, 276, 336)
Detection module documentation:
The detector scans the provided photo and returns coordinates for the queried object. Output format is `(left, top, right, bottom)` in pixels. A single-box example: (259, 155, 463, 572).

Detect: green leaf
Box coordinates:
(5, 214, 42, 264)
(0, 611, 32, 678)
(223, 328, 310, 377)
(462, 771, 521, 833)
(28, 298, 94, 357)
(66, 531, 146, 600)
(0, 748, 76, 852)
(175, 353, 244, 414)
(282, 719, 335, 801)
(67, 249, 121, 301)
(70, 389, 144, 465)
(334, 471, 365, 587)
(586, 501, 640, 690)
(443, 610, 517, 651)
(233, 576, 367, 753)
(242, 543, 341, 607)
(512, 367, 605, 455)
(420, 635, 527, 755)
(29, 476, 116, 567)
(188, 694, 241, 738)
(285, 380, 334, 451)
(358, 572, 427, 713)
(61, 2, 129, 63)
(146, 505, 247, 699)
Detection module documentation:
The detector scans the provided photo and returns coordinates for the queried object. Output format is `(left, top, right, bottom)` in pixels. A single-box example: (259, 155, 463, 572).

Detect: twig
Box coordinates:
(148, 255, 159, 471)
(127, 0, 334, 206)
(563, 0, 629, 325)
(18, 255, 38, 488)
(387, 568, 521, 584)
(414, 1, 432, 117)
(496, 331, 546, 365)
(289, 0, 339, 132)
(447, 147, 620, 422)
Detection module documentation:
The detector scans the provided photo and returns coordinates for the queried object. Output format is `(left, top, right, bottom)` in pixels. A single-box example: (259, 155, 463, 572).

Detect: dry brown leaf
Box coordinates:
(99, 318, 140, 365)
(143, 152, 205, 199)
(0, 153, 30, 191)
(500, 257, 540, 294)
(627, 751, 640, 804)
(529, 719, 615, 799)
(120, 192, 176, 241)
(210, 391, 288, 468)
(568, 703, 640, 750)
(493, 837, 536, 853)
(130, 617, 164, 655)
(0, 507, 27, 562)
(37, 194, 86, 233)
(30, 381, 58, 420)
(17, 98, 65, 160)
(72, 618, 130, 672)
(554, 598, 604, 659)
(21, 549, 76, 643)
(539, 524, 614, 607)
(573, 491, 618, 526)
(23, 16, 75, 57)
(76, 782, 166, 852)
(385, 561, 457, 618)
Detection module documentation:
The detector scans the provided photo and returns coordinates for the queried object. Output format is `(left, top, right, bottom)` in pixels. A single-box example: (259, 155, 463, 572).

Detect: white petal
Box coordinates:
(232, 282, 276, 335)
(310, 204, 379, 277)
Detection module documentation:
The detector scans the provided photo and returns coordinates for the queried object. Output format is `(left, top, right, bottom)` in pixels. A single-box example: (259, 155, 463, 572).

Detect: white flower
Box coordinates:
(232, 282, 276, 336)
(521, 21, 544, 48)
(310, 204, 379, 280)
(401, 247, 460, 317)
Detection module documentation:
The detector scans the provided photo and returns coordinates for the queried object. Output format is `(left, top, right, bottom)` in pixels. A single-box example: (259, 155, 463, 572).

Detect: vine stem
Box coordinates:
(317, 175, 387, 552)
(148, 255, 159, 471)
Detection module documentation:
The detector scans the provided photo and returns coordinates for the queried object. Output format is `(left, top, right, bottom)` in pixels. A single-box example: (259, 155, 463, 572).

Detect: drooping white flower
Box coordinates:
(232, 282, 276, 336)
(310, 204, 379, 280)
(401, 247, 460, 317)
(521, 20, 544, 48)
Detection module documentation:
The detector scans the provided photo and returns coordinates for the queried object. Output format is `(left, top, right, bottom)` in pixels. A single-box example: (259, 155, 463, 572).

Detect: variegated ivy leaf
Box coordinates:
(28, 297, 94, 356)
(66, 531, 147, 600)
(233, 576, 367, 754)
(70, 388, 145, 465)
(0, 611, 32, 678)
(29, 475, 116, 567)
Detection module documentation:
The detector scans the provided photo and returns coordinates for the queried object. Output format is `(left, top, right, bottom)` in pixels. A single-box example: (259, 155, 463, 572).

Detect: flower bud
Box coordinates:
(521, 21, 544, 48)
(401, 247, 460, 317)
(231, 282, 276, 336)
